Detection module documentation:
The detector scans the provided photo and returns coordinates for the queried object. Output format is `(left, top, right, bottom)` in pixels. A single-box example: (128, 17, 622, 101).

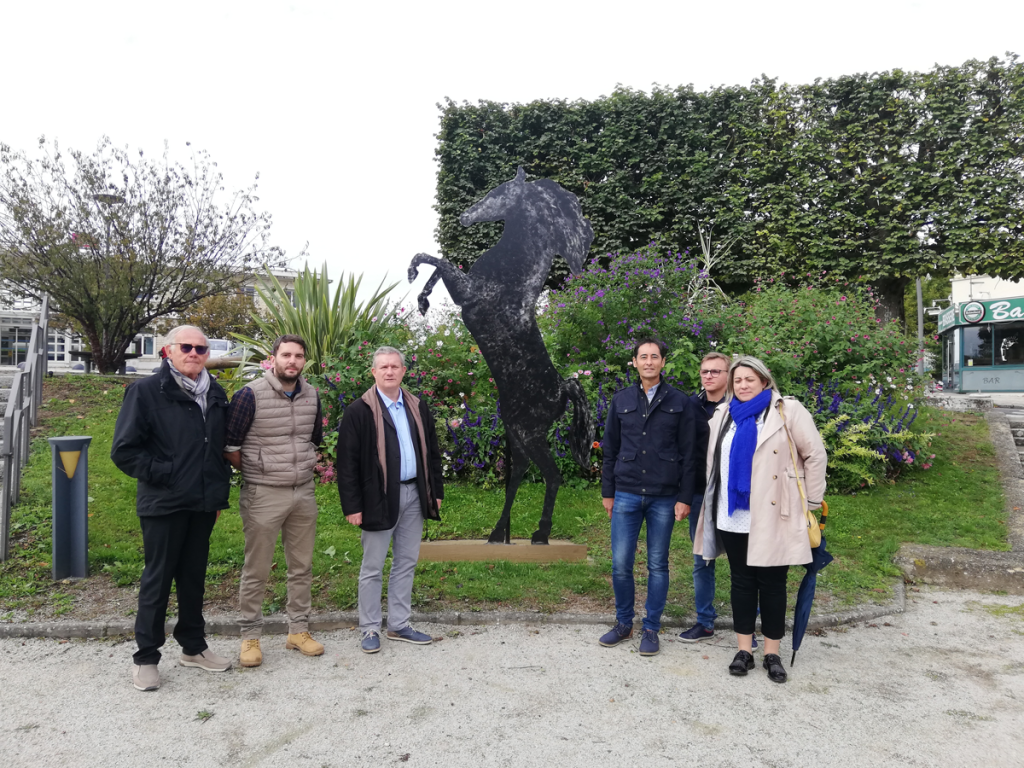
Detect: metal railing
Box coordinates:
(0, 294, 49, 562)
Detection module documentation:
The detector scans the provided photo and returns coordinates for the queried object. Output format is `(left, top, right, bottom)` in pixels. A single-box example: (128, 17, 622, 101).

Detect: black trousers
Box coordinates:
(719, 530, 789, 640)
(134, 510, 217, 664)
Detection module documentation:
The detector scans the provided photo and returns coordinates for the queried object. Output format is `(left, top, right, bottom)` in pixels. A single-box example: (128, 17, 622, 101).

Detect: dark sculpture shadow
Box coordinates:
(409, 168, 594, 544)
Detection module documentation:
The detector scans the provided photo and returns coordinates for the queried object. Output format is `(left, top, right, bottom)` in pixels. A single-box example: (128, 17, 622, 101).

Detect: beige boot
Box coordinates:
(286, 631, 324, 656)
(240, 638, 262, 667)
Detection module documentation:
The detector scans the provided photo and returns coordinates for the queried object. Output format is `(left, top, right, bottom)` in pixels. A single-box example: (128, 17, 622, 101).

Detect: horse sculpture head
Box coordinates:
(460, 167, 594, 275)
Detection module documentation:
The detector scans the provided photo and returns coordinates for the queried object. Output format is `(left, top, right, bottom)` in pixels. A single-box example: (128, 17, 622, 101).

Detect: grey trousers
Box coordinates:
(358, 483, 424, 634)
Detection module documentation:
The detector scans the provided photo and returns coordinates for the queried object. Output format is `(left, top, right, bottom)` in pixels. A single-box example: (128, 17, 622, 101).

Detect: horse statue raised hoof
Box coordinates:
(409, 168, 595, 546)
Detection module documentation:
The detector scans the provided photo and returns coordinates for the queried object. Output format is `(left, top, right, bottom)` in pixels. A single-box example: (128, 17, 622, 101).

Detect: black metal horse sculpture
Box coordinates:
(409, 168, 594, 544)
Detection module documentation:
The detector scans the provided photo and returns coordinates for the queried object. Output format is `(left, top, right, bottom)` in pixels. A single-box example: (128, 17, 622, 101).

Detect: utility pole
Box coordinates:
(916, 277, 925, 376)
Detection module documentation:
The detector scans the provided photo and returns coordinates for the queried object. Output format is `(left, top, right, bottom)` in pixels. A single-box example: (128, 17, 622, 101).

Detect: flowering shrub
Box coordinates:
(717, 274, 923, 397)
(541, 245, 719, 394)
(803, 379, 933, 493)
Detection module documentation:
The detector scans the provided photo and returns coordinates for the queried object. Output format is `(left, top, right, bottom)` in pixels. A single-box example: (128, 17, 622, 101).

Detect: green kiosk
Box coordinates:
(938, 296, 1024, 392)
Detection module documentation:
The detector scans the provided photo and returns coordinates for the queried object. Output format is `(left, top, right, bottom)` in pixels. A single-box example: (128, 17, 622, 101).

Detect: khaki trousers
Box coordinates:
(238, 481, 319, 638)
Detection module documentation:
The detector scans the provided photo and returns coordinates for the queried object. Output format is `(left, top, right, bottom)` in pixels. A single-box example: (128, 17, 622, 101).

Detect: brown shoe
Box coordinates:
(286, 631, 324, 657)
(240, 638, 262, 668)
(132, 663, 160, 691)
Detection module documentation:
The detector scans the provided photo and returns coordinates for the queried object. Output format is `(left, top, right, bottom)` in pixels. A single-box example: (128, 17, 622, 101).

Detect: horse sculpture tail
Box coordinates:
(563, 378, 595, 469)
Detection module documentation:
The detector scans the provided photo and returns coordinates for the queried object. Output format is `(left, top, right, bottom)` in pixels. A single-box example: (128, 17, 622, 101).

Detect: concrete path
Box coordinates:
(1, 586, 1022, 767)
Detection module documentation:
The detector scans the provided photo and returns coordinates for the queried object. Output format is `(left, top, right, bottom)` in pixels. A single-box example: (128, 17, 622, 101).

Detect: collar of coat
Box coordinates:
(360, 385, 433, 502)
(262, 369, 307, 397)
(714, 391, 789, 449)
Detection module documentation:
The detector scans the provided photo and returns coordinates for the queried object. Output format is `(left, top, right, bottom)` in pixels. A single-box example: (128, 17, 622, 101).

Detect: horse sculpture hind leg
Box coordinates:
(522, 435, 562, 545)
(488, 438, 530, 544)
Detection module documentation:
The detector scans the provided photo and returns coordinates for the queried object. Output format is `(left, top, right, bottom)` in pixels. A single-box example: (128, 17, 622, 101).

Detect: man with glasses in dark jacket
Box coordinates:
(112, 325, 233, 691)
(599, 337, 696, 657)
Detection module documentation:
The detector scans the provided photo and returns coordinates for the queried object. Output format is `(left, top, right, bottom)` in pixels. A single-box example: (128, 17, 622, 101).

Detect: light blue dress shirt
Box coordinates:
(377, 388, 417, 482)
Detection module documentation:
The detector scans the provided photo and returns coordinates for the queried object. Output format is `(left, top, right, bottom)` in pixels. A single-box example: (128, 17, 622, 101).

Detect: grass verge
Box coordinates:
(0, 378, 1008, 623)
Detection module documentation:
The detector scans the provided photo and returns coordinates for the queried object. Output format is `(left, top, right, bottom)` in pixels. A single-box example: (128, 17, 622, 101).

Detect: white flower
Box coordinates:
(908, 403, 914, 409)
(436, 340, 443, 347)
(459, 392, 465, 397)
(460, 403, 466, 409)
(444, 329, 451, 336)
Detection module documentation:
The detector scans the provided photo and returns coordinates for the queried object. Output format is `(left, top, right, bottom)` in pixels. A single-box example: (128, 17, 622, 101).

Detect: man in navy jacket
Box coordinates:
(599, 338, 696, 656)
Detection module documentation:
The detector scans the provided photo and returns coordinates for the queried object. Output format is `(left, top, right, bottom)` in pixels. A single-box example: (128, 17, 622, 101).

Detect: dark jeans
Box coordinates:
(134, 510, 217, 664)
(610, 492, 676, 632)
(718, 530, 789, 640)
(688, 494, 717, 629)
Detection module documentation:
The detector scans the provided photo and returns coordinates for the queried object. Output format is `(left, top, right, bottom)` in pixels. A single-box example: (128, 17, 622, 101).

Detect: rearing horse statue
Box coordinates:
(408, 168, 594, 544)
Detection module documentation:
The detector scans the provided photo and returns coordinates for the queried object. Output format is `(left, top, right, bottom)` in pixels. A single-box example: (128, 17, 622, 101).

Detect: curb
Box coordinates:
(0, 582, 905, 640)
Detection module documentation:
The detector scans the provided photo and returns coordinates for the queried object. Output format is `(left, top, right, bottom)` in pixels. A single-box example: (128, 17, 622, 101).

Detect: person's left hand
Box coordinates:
(674, 502, 690, 521)
(436, 499, 442, 511)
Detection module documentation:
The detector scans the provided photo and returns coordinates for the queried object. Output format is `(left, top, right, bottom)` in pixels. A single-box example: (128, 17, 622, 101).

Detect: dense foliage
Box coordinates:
(435, 54, 1024, 319)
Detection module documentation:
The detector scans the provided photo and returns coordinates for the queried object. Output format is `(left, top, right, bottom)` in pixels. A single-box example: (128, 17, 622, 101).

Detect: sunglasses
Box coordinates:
(170, 343, 209, 355)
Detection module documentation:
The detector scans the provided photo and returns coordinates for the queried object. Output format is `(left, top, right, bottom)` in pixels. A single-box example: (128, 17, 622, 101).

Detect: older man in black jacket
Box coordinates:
(336, 346, 443, 655)
(111, 325, 233, 692)
(599, 337, 696, 657)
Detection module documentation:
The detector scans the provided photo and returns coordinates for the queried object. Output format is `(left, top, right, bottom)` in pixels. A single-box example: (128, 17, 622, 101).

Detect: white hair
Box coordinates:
(372, 346, 405, 367)
(165, 325, 208, 345)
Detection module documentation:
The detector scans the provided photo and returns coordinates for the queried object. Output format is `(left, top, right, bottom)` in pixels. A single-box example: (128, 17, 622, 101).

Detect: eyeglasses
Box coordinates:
(700, 369, 726, 377)
(170, 343, 209, 355)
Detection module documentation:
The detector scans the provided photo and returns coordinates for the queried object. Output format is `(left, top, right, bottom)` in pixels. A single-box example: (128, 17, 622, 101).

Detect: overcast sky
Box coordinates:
(5, 0, 1022, 315)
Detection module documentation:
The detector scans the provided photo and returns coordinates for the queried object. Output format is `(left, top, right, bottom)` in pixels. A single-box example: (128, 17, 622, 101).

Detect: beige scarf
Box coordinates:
(361, 386, 433, 503)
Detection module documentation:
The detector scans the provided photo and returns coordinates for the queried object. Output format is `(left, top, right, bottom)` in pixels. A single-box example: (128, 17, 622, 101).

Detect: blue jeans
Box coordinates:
(610, 492, 676, 632)
(689, 494, 717, 630)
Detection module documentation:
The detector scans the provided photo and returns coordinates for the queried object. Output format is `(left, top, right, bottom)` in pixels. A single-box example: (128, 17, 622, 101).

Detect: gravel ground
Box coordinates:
(1, 586, 1022, 768)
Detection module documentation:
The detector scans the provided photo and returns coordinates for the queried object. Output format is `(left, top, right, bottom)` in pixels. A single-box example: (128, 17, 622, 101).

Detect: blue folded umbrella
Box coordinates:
(791, 503, 833, 666)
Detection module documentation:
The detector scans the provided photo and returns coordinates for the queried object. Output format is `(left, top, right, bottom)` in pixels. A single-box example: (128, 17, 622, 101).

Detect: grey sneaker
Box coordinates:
(132, 663, 160, 691)
(180, 648, 232, 672)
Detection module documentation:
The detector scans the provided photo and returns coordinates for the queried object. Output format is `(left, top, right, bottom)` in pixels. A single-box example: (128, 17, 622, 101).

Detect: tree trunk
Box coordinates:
(85, 329, 127, 374)
(870, 276, 911, 328)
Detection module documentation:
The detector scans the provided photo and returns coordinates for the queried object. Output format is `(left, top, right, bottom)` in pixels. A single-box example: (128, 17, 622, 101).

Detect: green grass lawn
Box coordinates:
(0, 376, 1009, 623)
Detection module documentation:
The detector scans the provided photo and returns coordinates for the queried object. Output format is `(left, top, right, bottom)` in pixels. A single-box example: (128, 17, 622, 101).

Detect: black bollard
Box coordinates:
(49, 436, 93, 580)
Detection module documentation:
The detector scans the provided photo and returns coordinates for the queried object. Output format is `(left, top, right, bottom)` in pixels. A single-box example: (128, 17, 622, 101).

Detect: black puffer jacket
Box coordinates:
(111, 361, 232, 516)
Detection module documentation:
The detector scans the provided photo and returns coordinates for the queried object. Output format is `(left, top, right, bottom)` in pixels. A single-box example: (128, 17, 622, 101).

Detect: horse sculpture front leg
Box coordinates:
(408, 253, 470, 314)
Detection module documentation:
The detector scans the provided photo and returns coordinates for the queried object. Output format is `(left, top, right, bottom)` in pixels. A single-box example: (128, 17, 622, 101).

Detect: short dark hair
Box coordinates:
(272, 334, 307, 356)
(632, 337, 667, 358)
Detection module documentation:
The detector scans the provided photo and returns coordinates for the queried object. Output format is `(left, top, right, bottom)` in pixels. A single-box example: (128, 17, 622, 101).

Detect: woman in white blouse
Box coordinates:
(693, 356, 827, 683)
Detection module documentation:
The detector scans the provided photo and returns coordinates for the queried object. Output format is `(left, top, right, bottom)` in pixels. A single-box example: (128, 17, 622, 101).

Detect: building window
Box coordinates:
(144, 337, 154, 356)
(962, 325, 994, 367)
(995, 321, 1024, 365)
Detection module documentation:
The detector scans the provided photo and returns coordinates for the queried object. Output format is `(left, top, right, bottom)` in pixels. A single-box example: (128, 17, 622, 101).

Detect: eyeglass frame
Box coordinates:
(699, 368, 727, 377)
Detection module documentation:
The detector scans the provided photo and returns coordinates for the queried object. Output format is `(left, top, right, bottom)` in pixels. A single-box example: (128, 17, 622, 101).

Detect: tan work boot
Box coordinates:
(132, 663, 160, 691)
(240, 638, 262, 667)
(286, 631, 324, 656)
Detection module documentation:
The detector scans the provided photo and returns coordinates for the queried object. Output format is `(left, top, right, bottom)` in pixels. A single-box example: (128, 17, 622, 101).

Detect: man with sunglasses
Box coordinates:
(678, 351, 733, 643)
(224, 334, 324, 667)
(112, 325, 234, 692)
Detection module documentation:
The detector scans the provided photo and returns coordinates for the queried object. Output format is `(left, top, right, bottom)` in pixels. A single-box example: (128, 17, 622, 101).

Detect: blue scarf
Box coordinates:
(727, 389, 773, 516)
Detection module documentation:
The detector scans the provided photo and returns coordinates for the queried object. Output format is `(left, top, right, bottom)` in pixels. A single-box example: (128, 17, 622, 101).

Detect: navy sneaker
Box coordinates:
(638, 629, 660, 656)
(752, 635, 758, 650)
(678, 623, 715, 643)
(361, 630, 381, 654)
(386, 626, 432, 645)
(598, 623, 633, 647)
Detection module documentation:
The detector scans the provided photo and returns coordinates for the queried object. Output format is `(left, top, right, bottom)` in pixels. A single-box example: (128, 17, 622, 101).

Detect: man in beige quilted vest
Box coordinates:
(224, 334, 324, 667)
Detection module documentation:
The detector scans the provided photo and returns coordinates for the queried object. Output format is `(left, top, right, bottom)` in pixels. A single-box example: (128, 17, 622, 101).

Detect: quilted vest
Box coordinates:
(239, 372, 319, 486)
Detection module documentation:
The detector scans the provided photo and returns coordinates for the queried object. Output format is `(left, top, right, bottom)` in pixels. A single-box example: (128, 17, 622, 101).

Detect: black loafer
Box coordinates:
(763, 653, 788, 683)
(729, 650, 755, 676)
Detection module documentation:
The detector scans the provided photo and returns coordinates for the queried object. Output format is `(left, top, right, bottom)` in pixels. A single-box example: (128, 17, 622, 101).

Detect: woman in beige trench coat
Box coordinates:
(693, 355, 826, 683)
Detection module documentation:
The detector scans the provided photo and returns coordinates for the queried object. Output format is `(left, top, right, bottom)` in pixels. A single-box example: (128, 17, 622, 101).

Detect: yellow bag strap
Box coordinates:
(778, 399, 808, 516)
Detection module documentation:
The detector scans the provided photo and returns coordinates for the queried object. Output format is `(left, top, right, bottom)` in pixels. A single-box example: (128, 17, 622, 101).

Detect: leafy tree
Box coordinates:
(154, 290, 262, 340)
(0, 137, 280, 372)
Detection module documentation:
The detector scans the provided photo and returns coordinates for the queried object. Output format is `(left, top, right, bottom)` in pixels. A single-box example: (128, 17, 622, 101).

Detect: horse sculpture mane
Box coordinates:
(409, 168, 594, 544)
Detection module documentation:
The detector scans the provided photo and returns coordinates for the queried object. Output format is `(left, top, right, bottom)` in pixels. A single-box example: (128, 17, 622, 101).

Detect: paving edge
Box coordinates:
(0, 582, 905, 640)
(984, 410, 1024, 552)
